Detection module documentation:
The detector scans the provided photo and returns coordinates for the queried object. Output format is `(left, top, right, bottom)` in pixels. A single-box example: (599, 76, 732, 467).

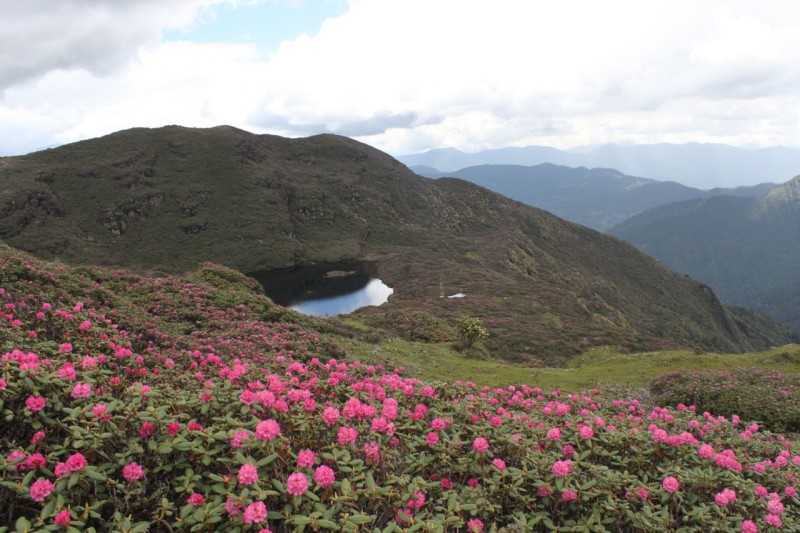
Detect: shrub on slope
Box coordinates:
(651, 369, 800, 433)
(1, 248, 800, 531)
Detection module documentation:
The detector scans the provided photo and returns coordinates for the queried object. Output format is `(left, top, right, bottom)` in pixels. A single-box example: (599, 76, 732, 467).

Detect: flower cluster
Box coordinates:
(2, 249, 800, 530)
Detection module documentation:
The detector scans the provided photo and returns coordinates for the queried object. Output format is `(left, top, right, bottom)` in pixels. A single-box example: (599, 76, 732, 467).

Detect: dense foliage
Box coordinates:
(2, 249, 800, 531)
(651, 369, 800, 433)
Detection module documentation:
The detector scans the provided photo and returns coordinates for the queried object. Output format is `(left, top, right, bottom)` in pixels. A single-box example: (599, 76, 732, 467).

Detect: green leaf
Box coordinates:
(14, 517, 30, 533)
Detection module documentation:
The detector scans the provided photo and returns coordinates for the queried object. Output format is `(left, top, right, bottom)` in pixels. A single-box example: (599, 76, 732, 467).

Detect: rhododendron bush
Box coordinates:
(651, 369, 800, 433)
(2, 249, 800, 531)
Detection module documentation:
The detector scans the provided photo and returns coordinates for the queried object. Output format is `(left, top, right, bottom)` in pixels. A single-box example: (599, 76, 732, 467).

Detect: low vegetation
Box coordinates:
(651, 368, 800, 433)
(2, 246, 800, 531)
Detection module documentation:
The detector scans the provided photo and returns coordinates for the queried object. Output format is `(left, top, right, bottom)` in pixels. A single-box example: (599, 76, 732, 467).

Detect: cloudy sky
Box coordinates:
(2, 0, 800, 157)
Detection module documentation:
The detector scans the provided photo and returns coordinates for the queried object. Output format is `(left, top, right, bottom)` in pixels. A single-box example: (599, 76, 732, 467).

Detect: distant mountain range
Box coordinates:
(611, 176, 800, 332)
(0, 125, 793, 363)
(412, 163, 773, 231)
(400, 143, 800, 189)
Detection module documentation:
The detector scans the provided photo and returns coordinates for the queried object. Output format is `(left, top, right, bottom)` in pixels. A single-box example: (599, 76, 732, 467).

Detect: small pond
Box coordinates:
(250, 262, 393, 317)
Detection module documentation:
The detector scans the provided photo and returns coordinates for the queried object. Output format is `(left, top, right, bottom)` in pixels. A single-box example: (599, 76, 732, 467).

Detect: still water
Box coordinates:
(251, 262, 393, 317)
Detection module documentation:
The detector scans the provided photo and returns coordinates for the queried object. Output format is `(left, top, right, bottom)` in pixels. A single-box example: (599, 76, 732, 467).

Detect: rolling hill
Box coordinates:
(611, 176, 800, 332)
(0, 125, 794, 363)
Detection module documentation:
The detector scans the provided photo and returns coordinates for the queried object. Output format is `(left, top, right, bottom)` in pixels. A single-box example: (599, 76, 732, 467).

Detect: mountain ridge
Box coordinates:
(1, 125, 794, 363)
(401, 143, 800, 188)
(412, 163, 773, 231)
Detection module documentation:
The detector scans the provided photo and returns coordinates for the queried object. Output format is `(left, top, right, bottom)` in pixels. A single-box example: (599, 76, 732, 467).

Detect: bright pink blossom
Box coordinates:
(296, 449, 317, 468)
(551, 460, 572, 478)
(29, 478, 54, 502)
(54, 509, 71, 527)
(25, 395, 46, 412)
(122, 462, 145, 482)
(314, 465, 336, 488)
(472, 437, 489, 454)
(255, 419, 281, 441)
(662, 476, 680, 494)
(238, 463, 259, 485)
(243, 501, 268, 524)
(287, 472, 309, 496)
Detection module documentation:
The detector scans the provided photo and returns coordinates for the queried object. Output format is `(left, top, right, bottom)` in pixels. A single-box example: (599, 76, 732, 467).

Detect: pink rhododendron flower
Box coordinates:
(92, 403, 109, 420)
(551, 460, 572, 478)
(314, 465, 336, 488)
(561, 489, 578, 503)
(698, 444, 715, 459)
(65, 452, 87, 472)
(296, 449, 317, 468)
(467, 518, 485, 532)
(472, 437, 489, 454)
(765, 514, 782, 527)
(426, 432, 439, 446)
(71, 382, 92, 399)
(238, 463, 259, 485)
(337, 426, 358, 446)
(662, 476, 680, 494)
(55, 463, 70, 478)
(243, 501, 268, 524)
(255, 419, 281, 441)
(714, 488, 736, 507)
(363, 441, 381, 463)
(23, 453, 46, 471)
(740, 520, 758, 533)
(224, 496, 242, 517)
(139, 421, 156, 439)
(54, 509, 71, 527)
(186, 492, 205, 506)
(29, 478, 54, 502)
(122, 462, 145, 482)
(492, 458, 506, 471)
(322, 406, 340, 426)
(230, 429, 250, 448)
(25, 395, 46, 412)
(767, 497, 785, 515)
(287, 472, 309, 496)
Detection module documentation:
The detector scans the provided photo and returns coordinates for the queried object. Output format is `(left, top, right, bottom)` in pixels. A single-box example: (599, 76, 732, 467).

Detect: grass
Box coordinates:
(339, 332, 800, 390)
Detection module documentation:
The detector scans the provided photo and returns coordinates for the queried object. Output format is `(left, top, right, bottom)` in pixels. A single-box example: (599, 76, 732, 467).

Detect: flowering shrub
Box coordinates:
(651, 369, 800, 433)
(2, 249, 800, 530)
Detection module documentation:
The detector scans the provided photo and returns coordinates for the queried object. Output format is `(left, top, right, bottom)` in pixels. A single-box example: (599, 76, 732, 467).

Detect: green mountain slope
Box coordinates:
(611, 177, 800, 331)
(0, 125, 793, 363)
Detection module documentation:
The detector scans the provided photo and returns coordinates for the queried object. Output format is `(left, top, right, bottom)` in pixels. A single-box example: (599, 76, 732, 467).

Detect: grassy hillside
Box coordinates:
(0, 126, 794, 364)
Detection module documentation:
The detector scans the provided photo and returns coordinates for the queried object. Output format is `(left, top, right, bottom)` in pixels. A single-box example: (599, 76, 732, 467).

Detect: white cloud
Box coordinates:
(2, 0, 800, 156)
(0, 1, 223, 90)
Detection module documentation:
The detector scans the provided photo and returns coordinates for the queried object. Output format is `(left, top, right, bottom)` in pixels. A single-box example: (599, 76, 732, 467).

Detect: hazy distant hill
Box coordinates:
(413, 163, 772, 231)
(0, 125, 793, 362)
(401, 143, 800, 188)
(612, 176, 800, 331)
